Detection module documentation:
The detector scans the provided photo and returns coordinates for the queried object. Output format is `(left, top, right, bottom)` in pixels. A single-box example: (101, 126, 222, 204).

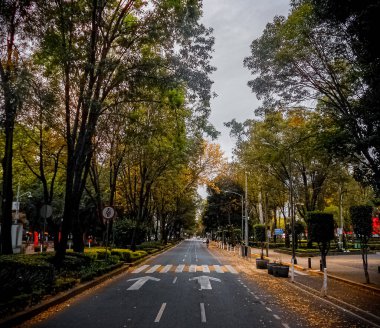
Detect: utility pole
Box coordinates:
(245, 172, 248, 255)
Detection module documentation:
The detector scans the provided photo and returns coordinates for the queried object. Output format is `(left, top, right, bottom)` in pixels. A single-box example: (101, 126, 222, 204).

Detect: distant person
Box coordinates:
(206, 238, 209, 248)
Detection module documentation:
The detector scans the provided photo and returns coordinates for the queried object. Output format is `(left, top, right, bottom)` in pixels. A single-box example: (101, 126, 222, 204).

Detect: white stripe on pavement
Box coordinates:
(189, 264, 197, 272)
(160, 265, 172, 273)
(202, 265, 210, 273)
(200, 303, 206, 323)
(132, 265, 149, 273)
(175, 264, 185, 272)
(213, 265, 224, 273)
(146, 265, 161, 273)
(154, 303, 167, 323)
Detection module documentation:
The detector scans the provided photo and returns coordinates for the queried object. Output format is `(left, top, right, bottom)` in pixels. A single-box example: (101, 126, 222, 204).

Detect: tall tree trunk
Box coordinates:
(1, 105, 15, 254)
(362, 248, 370, 284)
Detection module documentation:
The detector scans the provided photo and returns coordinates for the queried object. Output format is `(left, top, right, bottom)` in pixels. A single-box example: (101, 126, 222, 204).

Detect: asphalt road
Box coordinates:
(31, 240, 297, 328)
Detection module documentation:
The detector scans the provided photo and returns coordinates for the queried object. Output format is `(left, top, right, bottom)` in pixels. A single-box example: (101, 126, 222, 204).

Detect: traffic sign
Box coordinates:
(102, 206, 115, 220)
(274, 228, 284, 236)
(40, 205, 53, 219)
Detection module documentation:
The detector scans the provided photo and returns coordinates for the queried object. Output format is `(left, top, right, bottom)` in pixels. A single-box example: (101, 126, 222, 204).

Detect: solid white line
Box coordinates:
(132, 265, 149, 273)
(225, 265, 238, 274)
(273, 314, 281, 320)
(173, 277, 177, 284)
(213, 265, 224, 273)
(154, 303, 167, 323)
(189, 264, 197, 272)
(146, 265, 161, 273)
(202, 265, 210, 273)
(200, 303, 206, 323)
(160, 265, 172, 273)
(175, 264, 185, 272)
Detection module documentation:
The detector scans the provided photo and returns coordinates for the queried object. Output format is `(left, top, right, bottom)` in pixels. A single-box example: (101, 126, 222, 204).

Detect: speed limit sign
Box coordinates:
(102, 207, 115, 220)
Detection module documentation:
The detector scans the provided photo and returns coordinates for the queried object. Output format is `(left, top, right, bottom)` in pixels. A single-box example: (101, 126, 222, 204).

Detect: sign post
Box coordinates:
(102, 207, 115, 261)
(40, 205, 53, 252)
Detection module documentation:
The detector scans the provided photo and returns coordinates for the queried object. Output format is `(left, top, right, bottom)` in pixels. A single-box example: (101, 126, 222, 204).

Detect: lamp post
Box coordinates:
(14, 183, 32, 224)
(338, 185, 346, 250)
(288, 152, 297, 265)
(245, 172, 249, 252)
(224, 190, 244, 252)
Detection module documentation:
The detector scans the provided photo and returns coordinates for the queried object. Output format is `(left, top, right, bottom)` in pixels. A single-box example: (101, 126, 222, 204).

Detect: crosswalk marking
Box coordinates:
(225, 265, 238, 274)
(132, 265, 149, 273)
(146, 265, 161, 273)
(131, 264, 238, 274)
(160, 265, 172, 273)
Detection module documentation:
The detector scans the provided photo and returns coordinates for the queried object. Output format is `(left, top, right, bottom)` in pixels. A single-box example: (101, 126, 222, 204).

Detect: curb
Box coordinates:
(311, 270, 380, 294)
(224, 248, 380, 295)
(0, 243, 178, 328)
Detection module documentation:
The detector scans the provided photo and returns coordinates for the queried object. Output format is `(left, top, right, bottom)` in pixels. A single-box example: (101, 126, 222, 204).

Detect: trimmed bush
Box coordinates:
(307, 211, 335, 269)
(111, 249, 133, 261)
(350, 205, 373, 284)
(0, 255, 55, 303)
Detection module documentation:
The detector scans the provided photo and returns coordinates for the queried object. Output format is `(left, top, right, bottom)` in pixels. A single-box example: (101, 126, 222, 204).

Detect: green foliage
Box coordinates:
(349, 205, 373, 239)
(307, 211, 335, 243)
(0, 254, 55, 306)
(253, 224, 266, 242)
(294, 220, 306, 235)
(140, 241, 165, 250)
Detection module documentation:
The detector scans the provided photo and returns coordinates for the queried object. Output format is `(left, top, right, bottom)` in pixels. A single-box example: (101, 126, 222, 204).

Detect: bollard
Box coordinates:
(308, 257, 311, 269)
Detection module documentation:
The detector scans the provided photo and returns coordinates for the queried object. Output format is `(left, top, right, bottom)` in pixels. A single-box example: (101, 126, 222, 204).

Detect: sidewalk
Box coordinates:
(224, 244, 380, 289)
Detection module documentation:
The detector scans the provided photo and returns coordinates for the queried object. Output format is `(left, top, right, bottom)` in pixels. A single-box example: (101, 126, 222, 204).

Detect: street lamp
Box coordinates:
(224, 190, 244, 253)
(13, 183, 32, 224)
(288, 152, 297, 265)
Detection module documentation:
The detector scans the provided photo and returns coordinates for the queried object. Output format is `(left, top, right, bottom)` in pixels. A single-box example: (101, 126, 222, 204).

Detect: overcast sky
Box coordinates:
(201, 0, 290, 160)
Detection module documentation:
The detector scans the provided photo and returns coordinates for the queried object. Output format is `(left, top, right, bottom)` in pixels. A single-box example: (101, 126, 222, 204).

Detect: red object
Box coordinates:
(373, 217, 380, 236)
(34, 231, 39, 246)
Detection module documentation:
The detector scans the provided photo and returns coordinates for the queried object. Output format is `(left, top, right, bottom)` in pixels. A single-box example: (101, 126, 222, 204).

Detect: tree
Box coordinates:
(294, 220, 305, 249)
(253, 224, 266, 259)
(349, 205, 373, 284)
(35, 0, 214, 263)
(0, 0, 37, 254)
(306, 211, 334, 269)
(202, 174, 244, 240)
(244, 1, 380, 196)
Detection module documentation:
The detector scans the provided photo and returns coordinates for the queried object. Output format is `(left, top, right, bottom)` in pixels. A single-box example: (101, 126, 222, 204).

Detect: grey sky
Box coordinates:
(201, 0, 290, 160)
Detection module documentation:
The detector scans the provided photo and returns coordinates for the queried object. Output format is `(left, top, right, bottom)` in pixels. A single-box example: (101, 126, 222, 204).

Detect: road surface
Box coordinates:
(27, 239, 379, 328)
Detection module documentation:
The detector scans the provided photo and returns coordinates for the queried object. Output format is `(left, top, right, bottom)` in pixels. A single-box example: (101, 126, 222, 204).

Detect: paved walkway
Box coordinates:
(220, 244, 380, 288)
